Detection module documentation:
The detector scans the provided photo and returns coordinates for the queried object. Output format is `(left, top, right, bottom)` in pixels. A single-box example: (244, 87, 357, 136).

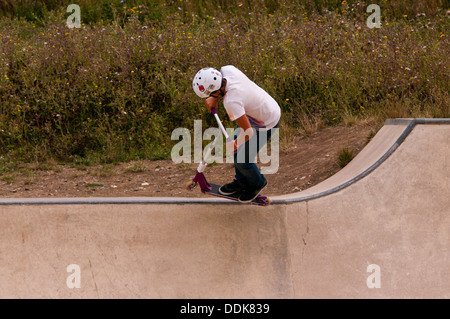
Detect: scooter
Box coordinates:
(186, 108, 270, 206)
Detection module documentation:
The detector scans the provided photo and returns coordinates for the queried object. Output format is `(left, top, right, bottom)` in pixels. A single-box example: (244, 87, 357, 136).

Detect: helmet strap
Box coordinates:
(208, 79, 227, 99)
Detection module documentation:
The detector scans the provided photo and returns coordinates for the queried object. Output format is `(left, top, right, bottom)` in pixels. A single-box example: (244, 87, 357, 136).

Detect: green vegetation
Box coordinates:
(125, 160, 147, 172)
(366, 129, 376, 143)
(0, 0, 448, 165)
(337, 147, 355, 168)
(85, 183, 104, 188)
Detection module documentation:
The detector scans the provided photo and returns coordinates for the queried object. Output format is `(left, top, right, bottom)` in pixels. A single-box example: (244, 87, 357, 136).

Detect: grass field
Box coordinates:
(0, 0, 448, 164)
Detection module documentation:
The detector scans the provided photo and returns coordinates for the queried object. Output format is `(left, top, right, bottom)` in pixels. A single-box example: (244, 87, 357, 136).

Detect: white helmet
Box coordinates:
(192, 68, 223, 98)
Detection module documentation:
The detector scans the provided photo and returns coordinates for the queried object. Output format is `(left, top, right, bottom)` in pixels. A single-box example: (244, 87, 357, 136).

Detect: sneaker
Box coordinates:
(238, 179, 268, 203)
(219, 179, 243, 195)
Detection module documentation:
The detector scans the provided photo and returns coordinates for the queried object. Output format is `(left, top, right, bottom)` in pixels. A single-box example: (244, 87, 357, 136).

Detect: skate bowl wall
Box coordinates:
(0, 119, 448, 298)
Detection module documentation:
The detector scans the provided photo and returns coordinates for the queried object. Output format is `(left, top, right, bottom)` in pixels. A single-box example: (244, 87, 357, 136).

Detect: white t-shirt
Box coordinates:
(220, 65, 281, 130)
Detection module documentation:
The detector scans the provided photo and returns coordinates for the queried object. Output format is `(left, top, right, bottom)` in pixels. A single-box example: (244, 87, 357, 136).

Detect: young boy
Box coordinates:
(192, 65, 281, 202)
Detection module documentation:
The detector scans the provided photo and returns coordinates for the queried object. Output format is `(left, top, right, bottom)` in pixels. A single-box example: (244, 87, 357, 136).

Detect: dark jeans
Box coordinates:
(234, 122, 279, 190)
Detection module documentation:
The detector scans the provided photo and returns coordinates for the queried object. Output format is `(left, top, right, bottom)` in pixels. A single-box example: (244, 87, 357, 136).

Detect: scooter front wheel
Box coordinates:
(186, 180, 197, 191)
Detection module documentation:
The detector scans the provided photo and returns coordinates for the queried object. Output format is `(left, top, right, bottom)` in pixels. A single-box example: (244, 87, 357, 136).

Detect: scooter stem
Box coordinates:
(211, 108, 232, 143)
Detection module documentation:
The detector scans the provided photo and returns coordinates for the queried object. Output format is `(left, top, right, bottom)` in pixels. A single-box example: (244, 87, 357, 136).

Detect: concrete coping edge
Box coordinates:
(1, 118, 449, 206)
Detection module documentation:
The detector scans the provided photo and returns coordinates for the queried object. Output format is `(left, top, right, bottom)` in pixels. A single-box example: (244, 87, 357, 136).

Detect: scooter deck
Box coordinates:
(203, 183, 270, 206)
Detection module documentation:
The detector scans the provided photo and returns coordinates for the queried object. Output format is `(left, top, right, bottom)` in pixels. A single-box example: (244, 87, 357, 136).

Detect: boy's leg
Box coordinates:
(221, 124, 278, 197)
(219, 127, 247, 195)
(234, 126, 275, 191)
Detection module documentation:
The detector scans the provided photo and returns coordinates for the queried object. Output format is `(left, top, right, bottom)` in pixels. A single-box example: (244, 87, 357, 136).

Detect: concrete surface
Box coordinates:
(0, 118, 448, 298)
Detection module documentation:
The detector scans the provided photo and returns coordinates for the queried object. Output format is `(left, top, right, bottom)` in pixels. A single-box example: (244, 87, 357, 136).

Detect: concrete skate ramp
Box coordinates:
(0, 119, 449, 298)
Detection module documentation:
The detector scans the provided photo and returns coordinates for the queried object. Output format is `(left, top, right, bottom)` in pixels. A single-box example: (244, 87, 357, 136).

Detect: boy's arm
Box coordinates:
(232, 114, 253, 150)
(205, 96, 252, 152)
(205, 96, 218, 112)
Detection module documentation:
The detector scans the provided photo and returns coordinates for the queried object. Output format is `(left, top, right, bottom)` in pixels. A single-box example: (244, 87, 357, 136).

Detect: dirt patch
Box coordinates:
(0, 122, 379, 199)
